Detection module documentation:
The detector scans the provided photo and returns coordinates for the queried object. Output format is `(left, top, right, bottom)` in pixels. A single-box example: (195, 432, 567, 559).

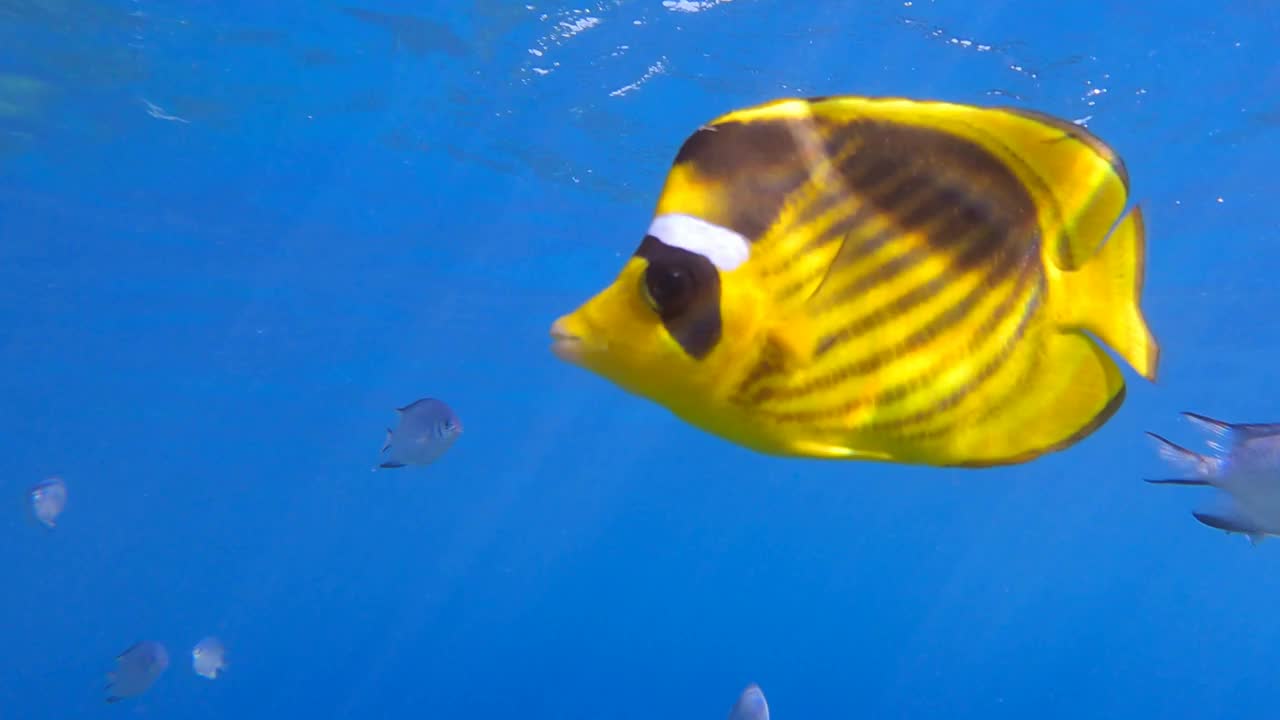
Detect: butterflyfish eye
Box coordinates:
(643, 260, 698, 317)
(631, 233, 724, 359)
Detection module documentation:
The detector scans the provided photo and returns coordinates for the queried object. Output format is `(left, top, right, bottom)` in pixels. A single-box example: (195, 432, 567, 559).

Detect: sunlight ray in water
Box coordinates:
(2, 1, 1280, 718)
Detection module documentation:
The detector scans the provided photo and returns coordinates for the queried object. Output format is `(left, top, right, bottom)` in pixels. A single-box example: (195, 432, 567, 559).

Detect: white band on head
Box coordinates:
(647, 213, 751, 271)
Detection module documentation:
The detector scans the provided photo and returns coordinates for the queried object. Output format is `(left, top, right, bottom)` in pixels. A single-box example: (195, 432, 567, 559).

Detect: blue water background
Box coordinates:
(3, 1, 1280, 717)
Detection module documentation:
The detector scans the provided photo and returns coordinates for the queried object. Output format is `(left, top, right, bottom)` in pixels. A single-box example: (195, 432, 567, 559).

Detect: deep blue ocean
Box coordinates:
(3, 1, 1280, 718)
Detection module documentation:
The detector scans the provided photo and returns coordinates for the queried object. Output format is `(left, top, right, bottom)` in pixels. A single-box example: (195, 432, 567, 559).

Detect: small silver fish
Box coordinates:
(728, 683, 770, 720)
(1146, 411, 1280, 545)
(378, 398, 462, 469)
(29, 476, 67, 529)
(192, 636, 227, 679)
(106, 641, 169, 702)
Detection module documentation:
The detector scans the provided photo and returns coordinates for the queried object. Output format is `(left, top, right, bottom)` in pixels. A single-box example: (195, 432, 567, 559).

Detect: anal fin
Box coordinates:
(944, 331, 1124, 466)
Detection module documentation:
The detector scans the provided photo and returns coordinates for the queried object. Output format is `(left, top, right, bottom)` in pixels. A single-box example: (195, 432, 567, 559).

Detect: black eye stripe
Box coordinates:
(644, 263, 696, 319)
(634, 235, 723, 359)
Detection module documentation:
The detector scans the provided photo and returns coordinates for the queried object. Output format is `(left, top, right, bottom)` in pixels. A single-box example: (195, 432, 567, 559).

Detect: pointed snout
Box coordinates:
(550, 314, 587, 365)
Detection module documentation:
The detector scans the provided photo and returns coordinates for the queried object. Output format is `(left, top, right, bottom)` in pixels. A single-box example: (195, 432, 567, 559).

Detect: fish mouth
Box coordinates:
(550, 316, 591, 365)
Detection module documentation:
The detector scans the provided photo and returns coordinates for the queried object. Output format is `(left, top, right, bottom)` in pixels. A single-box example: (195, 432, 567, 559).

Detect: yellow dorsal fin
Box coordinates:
(787, 98, 1132, 271)
(667, 97, 1133, 279)
(988, 107, 1131, 269)
(655, 96, 1155, 382)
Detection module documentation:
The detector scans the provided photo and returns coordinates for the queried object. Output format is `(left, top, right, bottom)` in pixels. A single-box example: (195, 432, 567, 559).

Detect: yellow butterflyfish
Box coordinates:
(550, 96, 1159, 468)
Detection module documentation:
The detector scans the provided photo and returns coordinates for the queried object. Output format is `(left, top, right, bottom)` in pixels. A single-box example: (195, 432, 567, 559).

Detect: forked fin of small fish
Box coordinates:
(1143, 432, 1222, 484)
(1183, 411, 1280, 451)
(1193, 507, 1267, 546)
(1146, 410, 1280, 545)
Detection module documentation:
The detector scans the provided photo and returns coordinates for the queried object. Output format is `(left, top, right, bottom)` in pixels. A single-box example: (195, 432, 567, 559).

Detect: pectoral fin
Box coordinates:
(787, 439, 893, 461)
(765, 321, 817, 369)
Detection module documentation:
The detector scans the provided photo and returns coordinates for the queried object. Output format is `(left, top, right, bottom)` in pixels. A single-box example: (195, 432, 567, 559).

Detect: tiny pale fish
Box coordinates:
(378, 398, 462, 469)
(29, 476, 66, 529)
(106, 641, 168, 703)
(192, 636, 228, 679)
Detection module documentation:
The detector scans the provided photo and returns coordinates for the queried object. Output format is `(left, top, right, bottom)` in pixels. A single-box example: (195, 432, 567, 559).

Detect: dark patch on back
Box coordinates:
(634, 235, 723, 360)
(673, 120, 800, 173)
(671, 119, 815, 240)
(819, 118, 1041, 278)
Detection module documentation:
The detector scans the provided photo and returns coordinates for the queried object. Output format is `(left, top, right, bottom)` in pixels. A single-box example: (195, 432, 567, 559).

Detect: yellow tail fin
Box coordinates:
(1059, 205, 1159, 381)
